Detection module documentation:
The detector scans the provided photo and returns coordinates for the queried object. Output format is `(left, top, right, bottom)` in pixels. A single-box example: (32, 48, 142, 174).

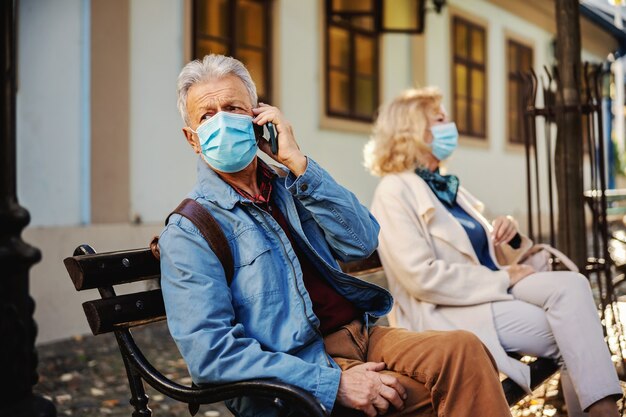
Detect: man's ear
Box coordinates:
(182, 127, 201, 154)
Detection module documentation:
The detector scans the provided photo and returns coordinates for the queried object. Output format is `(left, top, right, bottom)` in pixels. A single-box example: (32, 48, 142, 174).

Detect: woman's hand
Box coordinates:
(491, 215, 519, 246)
(252, 103, 307, 176)
(506, 264, 535, 287)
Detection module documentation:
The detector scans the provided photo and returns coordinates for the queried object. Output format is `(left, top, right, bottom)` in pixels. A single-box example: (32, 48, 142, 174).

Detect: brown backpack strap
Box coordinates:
(152, 198, 235, 285)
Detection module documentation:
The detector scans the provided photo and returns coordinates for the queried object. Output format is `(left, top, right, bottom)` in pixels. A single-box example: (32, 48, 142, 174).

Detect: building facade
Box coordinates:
(18, 0, 619, 343)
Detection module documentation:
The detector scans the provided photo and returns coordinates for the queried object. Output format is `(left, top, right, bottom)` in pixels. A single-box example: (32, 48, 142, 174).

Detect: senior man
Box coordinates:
(159, 54, 511, 417)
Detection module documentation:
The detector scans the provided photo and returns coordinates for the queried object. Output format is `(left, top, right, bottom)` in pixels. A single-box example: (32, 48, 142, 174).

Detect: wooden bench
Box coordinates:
(64, 244, 326, 417)
(341, 252, 560, 406)
(64, 245, 558, 416)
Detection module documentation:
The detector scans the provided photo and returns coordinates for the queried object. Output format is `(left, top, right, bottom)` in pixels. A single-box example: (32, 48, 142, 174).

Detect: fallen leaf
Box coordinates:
(60, 373, 74, 382)
(101, 399, 120, 407)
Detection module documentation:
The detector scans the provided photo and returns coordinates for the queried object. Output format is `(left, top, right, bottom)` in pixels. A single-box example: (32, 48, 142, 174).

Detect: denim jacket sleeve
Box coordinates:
(159, 220, 341, 412)
(284, 158, 380, 262)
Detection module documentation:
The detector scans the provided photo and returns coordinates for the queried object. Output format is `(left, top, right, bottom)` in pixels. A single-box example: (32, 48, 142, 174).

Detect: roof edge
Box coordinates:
(580, 3, 626, 56)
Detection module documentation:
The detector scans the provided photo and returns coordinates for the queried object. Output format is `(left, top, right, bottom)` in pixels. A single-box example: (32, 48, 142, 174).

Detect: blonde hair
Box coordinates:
(364, 86, 443, 176)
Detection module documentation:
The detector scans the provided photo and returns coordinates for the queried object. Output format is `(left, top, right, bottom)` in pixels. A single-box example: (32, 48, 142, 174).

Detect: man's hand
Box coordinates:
(506, 264, 535, 287)
(336, 362, 406, 416)
(252, 103, 307, 176)
(491, 215, 519, 246)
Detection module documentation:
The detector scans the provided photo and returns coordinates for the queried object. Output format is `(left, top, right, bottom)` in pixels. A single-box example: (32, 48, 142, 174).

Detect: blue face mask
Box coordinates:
(430, 122, 459, 161)
(192, 111, 258, 173)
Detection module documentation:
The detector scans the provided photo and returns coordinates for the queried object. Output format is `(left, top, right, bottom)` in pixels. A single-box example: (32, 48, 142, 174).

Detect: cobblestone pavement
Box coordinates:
(35, 318, 625, 417)
(35, 321, 233, 417)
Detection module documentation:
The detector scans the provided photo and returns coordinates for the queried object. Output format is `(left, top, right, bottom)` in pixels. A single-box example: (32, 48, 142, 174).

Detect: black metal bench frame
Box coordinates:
(64, 245, 558, 416)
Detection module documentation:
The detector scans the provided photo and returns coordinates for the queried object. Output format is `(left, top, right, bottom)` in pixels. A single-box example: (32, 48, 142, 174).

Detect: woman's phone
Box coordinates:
(254, 122, 279, 155)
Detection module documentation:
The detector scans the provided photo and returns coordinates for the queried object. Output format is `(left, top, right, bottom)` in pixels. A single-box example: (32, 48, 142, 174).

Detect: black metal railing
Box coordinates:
(520, 63, 626, 378)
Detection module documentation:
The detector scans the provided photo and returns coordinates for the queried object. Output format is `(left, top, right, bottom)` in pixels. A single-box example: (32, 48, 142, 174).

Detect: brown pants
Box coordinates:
(324, 321, 511, 417)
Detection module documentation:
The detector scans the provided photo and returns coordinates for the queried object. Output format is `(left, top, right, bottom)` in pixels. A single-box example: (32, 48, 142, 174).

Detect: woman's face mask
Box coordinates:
(192, 111, 258, 173)
(429, 122, 459, 161)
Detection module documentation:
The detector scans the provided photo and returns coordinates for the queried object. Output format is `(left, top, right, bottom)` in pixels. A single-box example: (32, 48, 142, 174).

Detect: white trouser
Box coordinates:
(491, 271, 622, 415)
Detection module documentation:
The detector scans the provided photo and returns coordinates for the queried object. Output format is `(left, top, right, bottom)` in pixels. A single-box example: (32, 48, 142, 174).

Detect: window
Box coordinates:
(452, 16, 486, 138)
(507, 39, 533, 145)
(325, 0, 379, 121)
(193, 0, 272, 102)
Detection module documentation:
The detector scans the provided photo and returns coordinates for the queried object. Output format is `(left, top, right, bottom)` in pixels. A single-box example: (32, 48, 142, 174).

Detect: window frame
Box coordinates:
(451, 14, 488, 140)
(506, 37, 534, 146)
(324, 0, 380, 123)
(191, 0, 273, 103)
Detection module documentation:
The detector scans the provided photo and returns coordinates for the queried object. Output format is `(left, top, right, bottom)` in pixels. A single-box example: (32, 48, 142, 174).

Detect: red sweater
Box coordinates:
(232, 162, 360, 335)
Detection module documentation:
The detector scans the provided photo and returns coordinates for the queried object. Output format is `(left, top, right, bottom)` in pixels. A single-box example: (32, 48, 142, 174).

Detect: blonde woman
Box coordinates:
(365, 87, 621, 417)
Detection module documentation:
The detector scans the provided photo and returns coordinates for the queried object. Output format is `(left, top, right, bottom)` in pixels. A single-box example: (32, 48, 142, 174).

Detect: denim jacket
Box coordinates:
(159, 157, 393, 416)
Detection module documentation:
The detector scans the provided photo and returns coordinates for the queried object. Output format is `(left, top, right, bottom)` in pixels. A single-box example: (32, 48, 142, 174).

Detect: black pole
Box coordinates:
(0, 0, 56, 416)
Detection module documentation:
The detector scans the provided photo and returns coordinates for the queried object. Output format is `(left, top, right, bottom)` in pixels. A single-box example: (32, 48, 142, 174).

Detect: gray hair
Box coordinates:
(176, 54, 258, 126)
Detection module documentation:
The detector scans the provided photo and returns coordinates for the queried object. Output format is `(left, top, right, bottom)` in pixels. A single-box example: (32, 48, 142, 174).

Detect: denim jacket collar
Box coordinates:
(197, 156, 274, 210)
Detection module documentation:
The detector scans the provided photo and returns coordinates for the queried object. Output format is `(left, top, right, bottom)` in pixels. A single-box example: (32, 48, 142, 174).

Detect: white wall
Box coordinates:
(28, 224, 162, 344)
(129, 0, 195, 224)
(17, 0, 85, 227)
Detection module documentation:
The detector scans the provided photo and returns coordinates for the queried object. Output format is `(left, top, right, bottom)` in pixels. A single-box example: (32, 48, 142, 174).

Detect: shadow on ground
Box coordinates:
(36, 320, 626, 417)
(35, 321, 233, 417)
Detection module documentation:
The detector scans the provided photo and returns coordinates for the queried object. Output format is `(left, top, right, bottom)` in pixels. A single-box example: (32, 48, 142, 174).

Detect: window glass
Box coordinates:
(509, 79, 519, 137)
(471, 101, 485, 136)
(455, 64, 467, 97)
(520, 48, 532, 72)
(332, 0, 373, 12)
(355, 35, 374, 76)
(238, 49, 266, 97)
(470, 29, 484, 63)
(507, 43, 516, 74)
(507, 39, 533, 144)
(471, 69, 484, 101)
(355, 77, 375, 116)
(196, 39, 228, 57)
(452, 16, 486, 138)
(196, 0, 229, 38)
(193, 0, 272, 103)
(237, 0, 265, 48)
(329, 71, 350, 113)
(454, 22, 468, 58)
(326, 0, 378, 121)
(455, 98, 468, 132)
(329, 27, 350, 69)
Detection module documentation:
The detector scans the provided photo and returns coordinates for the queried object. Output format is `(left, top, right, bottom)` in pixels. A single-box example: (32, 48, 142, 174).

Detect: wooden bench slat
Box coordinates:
(64, 248, 159, 290)
(339, 251, 382, 274)
(83, 289, 165, 335)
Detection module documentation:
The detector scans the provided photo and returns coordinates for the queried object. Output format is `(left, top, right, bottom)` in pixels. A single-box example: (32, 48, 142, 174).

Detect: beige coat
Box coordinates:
(371, 171, 535, 391)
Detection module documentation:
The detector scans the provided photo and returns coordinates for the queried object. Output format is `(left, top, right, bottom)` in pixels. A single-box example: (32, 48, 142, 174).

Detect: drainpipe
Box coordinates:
(612, 11, 626, 176)
(604, 60, 615, 189)
(613, 5, 625, 165)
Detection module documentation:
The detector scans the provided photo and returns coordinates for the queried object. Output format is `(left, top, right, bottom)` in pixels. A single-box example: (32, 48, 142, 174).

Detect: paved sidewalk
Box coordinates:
(34, 320, 622, 417)
(35, 321, 232, 417)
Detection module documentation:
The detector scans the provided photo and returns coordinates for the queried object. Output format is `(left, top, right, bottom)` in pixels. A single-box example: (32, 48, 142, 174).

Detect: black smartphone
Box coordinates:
(253, 122, 279, 155)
